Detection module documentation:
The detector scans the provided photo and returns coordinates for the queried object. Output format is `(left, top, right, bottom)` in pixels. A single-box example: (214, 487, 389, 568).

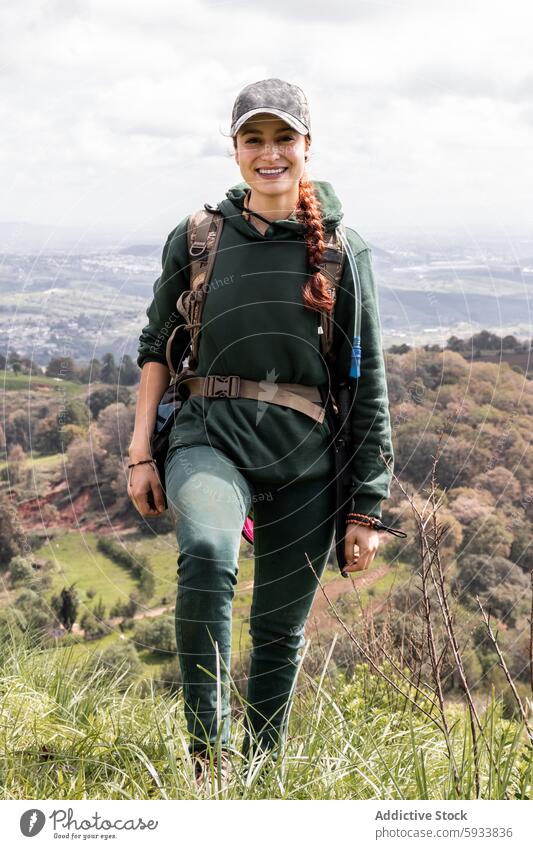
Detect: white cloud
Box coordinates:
(0, 0, 531, 236)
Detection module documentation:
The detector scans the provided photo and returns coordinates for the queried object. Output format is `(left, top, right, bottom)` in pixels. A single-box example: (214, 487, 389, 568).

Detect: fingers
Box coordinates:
(343, 548, 374, 573)
(343, 526, 380, 573)
(344, 530, 357, 566)
(127, 466, 166, 517)
(151, 481, 166, 513)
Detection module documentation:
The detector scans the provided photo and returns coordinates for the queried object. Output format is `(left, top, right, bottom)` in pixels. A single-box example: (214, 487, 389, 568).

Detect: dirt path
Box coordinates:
(70, 603, 171, 637)
(306, 563, 390, 633)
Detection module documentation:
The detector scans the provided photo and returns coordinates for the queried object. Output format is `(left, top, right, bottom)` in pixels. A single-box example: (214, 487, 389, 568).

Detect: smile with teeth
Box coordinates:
(256, 167, 288, 176)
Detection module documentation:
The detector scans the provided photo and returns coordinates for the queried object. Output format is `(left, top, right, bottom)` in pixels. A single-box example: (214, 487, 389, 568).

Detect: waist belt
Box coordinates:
(181, 375, 325, 424)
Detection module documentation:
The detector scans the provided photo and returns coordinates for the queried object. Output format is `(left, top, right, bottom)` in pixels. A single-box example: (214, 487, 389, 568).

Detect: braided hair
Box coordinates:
(296, 172, 334, 314)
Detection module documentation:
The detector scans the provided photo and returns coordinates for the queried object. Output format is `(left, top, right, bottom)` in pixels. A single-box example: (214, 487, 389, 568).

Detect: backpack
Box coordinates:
(164, 203, 347, 378)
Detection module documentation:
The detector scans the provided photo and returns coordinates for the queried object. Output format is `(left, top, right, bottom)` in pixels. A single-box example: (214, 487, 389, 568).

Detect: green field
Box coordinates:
(15, 526, 407, 679)
(1, 373, 84, 396)
(35, 531, 140, 608)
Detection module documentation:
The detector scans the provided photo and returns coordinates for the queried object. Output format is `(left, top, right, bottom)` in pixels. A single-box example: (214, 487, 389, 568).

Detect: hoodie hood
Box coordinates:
(217, 179, 344, 240)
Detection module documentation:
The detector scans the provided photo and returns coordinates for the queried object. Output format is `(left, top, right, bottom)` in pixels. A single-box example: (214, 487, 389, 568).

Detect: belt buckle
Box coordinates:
(205, 375, 240, 398)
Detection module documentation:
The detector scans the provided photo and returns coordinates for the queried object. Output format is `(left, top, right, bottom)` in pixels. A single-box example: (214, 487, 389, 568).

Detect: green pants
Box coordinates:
(164, 443, 335, 759)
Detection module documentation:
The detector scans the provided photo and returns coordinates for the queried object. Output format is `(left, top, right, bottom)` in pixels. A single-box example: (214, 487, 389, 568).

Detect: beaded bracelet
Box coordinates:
(346, 512, 380, 529)
(346, 512, 407, 538)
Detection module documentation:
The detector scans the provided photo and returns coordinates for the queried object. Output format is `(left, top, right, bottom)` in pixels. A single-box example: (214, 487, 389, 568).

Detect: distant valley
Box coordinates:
(1, 232, 532, 366)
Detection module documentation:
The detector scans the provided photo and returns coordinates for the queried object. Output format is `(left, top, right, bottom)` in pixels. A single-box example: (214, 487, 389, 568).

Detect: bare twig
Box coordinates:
(305, 554, 445, 733)
(530, 571, 533, 696)
(476, 596, 533, 746)
(425, 441, 481, 797)
(384, 435, 461, 796)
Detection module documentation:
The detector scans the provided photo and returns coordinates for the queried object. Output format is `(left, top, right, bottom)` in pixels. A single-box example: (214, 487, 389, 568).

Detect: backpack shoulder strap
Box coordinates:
(169, 204, 224, 373)
(318, 223, 346, 363)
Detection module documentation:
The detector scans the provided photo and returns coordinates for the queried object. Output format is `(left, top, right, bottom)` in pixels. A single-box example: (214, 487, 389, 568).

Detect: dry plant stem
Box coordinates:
(416, 506, 461, 795)
(305, 553, 445, 733)
(530, 571, 533, 696)
(379, 438, 505, 796)
(429, 482, 480, 793)
(346, 571, 438, 701)
(413, 435, 481, 796)
(476, 596, 533, 747)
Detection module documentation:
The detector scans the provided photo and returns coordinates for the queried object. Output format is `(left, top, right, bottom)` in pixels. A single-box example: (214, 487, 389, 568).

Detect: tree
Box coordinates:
(51, 584, 80, 632)
(99, 353, 118, 384)
(510, 522, 533, 573)
(78, 358, 101, 384)
(80, 610, 110, 640)
(8, 555, 35, 587)
(86, 386, 132, 420)
(96, 402, 136, 457)
(45, 356, 79, 381)
(5, 412, 31, 452)
(133, 616, 176, 656)
(65, 436, 107, 490)
(502, 334, 520, 351)
(476, 466, 522, 504)
(33, 416, 63, 454)
(109, 592, 140, 619)
(446, 335, 466, 352)
(388, 343, 411, 355)
(458, 513, 513, 559)
(59, 399, 90, 428)
(455, 554, 528, 625)
(0, 491, 25, 569)
(118, 354, 139, 386)
(15, 588, 52, 636)
(6, 444, 28, 488)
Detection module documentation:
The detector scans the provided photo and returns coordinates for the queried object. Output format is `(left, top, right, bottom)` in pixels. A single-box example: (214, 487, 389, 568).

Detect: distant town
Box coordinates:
(1, 230, 532, 368)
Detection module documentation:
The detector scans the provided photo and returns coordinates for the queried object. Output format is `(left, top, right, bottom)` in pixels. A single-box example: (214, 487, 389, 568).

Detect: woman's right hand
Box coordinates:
(127, 460, 166, 516)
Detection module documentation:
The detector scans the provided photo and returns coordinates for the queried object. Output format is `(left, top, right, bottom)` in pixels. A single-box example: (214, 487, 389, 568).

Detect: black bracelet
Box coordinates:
(127, 459, 156, 469)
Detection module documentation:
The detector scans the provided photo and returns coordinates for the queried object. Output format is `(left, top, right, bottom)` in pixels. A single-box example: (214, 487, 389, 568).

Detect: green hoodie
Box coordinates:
(137, 180, 393, 518)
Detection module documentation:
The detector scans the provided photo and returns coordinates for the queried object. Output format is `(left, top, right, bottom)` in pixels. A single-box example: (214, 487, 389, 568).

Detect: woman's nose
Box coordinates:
(262, 143, 282, 158)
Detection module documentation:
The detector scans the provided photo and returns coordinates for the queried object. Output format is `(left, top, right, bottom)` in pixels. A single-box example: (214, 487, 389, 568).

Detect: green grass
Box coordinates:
(0, 632, 530, 800)
(34, 531, 139, 609)
(26, 452, 65, 469)
(0, 451, 64, 472)
(1, 373, 83, 396)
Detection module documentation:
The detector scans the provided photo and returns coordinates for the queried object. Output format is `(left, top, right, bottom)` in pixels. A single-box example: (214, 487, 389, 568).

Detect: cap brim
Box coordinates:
(231, 107, 308, 137)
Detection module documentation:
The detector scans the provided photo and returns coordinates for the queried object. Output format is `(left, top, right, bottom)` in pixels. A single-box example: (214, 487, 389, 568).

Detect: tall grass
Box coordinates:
(0, 628, 530, 800)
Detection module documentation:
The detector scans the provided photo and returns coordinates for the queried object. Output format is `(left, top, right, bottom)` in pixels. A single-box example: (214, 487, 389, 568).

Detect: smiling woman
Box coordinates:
(129, 76, 396, 779)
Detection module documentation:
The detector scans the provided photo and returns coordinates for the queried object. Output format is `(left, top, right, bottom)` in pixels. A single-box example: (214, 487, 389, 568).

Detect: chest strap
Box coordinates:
(180, 375, 325, 425)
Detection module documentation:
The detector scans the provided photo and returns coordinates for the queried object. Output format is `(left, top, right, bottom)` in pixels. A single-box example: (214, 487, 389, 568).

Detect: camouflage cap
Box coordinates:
(231, 78, 311, 139)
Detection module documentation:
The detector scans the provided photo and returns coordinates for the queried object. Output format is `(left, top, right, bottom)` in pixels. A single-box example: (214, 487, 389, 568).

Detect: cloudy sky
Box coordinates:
(1, 0, 531, 243)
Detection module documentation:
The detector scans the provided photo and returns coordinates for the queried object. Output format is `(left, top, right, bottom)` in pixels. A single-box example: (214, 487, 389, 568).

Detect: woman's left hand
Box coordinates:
(343, 522, 382, 574)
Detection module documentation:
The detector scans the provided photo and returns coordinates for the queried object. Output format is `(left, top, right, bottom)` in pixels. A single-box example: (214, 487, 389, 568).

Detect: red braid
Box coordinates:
(296, 175, 334, 313)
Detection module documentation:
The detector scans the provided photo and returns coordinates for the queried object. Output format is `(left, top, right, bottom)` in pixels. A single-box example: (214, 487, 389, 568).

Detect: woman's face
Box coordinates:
(234, 113, 310, 197)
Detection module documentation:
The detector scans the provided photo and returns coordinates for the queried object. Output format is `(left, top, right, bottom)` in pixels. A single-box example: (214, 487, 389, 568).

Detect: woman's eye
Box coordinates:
(244, 135, 294, 145)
